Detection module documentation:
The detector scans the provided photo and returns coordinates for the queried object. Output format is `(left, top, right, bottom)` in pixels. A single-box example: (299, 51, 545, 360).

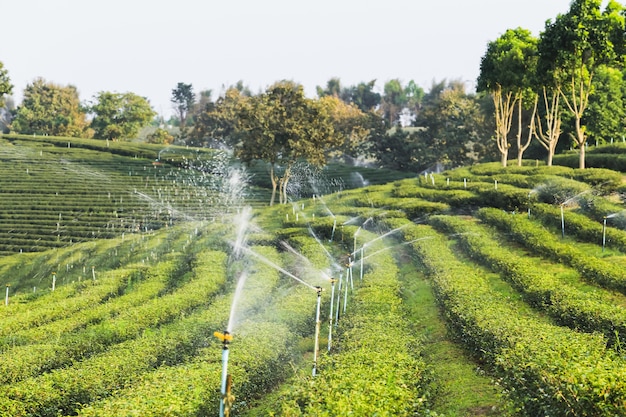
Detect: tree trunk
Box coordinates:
(269, 165, 278, 206)
(579, 143, 586, 170)
(516, 98, 523, 166)
(281, 165, 292, 205)
(574, 117, 586, 169)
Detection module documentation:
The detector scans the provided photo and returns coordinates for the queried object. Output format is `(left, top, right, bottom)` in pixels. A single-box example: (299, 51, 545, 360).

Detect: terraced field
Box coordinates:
(3, 135, 626, 415)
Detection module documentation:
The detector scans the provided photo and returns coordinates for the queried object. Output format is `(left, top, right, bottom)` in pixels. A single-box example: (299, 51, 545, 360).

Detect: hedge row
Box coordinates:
(396, 218, 626, 416)
(429, 215, 626, 345)
(0, 264, 167, 349)
(0, 265, 149, 340)
(75, 240, 323, 416)
(530, 203, 626, 252)
(477, 207, 626, 294)
(0, 252, 227, 385)
(259, 229, 433, 416)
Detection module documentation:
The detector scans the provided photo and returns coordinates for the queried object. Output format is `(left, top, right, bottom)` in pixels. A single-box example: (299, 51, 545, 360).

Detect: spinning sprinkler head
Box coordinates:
(214, 330, 234, 417)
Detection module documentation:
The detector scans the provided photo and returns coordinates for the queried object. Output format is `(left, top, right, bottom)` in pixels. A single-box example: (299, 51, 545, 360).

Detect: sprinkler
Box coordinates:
(328, 279, 336, 352)
(329, 218, 337, 242)
(5, 284, 9, 306)
(214, 330, 234, 417)
(602, 216, 607, 252)
(52, 272, 57, 291)
(560, 204, 565, 239)
(359, 245, 365, 281)
(335, 273, 343, 325)
(312, 286, 323, 376)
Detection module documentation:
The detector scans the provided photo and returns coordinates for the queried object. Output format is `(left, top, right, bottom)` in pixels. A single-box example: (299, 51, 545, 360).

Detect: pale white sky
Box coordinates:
(3, 0, 576, 118)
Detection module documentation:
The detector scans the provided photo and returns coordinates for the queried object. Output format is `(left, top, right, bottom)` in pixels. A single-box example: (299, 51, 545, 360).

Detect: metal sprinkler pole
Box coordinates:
(5, 284, 9, 306)
(359, 245, 364, 281)
(560, 204, 565, 239)
(214, 330, 234, 417)
(602, 217, 607, 252)
(328, 279, 336, 352)
(335, 273, 342, 325)
(343, 267, 349, 314)
(312, 287, 322, 376)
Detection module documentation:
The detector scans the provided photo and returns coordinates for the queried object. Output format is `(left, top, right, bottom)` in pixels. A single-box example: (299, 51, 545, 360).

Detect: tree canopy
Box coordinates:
(11, 78, 92, 138)
(90, 92, 156, 141)
(0, 61, 12, 108)
(538, 0, 626, 168)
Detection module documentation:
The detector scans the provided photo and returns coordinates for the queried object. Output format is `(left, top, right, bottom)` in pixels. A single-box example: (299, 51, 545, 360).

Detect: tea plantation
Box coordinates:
(2, 134, 626, 416)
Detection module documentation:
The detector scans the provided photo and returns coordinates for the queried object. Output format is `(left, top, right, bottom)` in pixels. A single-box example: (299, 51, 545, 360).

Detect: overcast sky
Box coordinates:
(4, 0, 577, 118)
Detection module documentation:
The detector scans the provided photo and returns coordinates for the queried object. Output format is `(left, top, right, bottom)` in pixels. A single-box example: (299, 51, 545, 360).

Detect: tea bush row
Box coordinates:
(262, 229, 434, 416)
(0, 251, 226, 385)
(429, 215, 626, 345)
(76, 240, 324, 416)
(396, 219, 626, 416)
(478, 208, 626, 294)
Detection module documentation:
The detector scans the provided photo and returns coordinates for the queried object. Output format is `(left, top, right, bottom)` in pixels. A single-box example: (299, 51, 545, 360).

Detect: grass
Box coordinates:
(397, 260, 510, 416)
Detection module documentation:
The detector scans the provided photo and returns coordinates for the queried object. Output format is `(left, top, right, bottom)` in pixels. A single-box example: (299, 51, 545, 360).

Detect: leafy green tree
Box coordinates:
(316, 77, 344, 98)
(318, 95, 371, 163)
(90, 92, 156, 141)
(583, 65, 625, 145)
(0, 61, 12, 108)
(478, 27, 539, 166)
(12, 78, 92, 138)
(190, 87, 246, 147)
(371, 127, 416, 171)
(146, 127, 174, 145)
(538, 0, 626, 168)
(405, 80, 425, 117)
(380, 79, 408, 125)
(171, 82, 195, 135)
(413, 80, 492, 170)
(241, 81, 339, 205)
(343, 80, 381, 112)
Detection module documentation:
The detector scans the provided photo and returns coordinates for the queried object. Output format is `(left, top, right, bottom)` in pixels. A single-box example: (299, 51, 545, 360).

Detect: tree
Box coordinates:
(583, 65, 625, 145)
(380, 79, 408, 125)
(90, 92, 156, 141)
(171, 82, 195, 135)
(0, 61, 12, 108)
(532, 86, 563, 166)
(477, 27, 539, 166)
(538, 0, 626, 168)
(11, 78, 92, 138)
(234, 81, 339, 205)
(318, 95, 370, 162)
(316, 77, 344, 98)
(343, 80, 381, 112)
(190, 87, 246, 147)
(413, 80, 492, 170)
(146, 127, 174, 144)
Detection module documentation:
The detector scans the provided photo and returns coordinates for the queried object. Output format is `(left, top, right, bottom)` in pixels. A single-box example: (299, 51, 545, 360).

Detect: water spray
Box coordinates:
(240, 246, 319, 291)
(214, 330, 234, 417)
(312, 286, 323, 376)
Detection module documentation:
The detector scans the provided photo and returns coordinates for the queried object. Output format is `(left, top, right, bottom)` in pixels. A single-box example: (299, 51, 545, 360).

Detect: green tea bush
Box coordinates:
(429, 214, 626, 344)
(398, 219, 626, 416)
(477, 208, 626, 294)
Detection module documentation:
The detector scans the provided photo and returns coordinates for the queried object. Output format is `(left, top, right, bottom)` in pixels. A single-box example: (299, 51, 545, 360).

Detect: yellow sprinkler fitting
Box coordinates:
(214, 331, 233, 344)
